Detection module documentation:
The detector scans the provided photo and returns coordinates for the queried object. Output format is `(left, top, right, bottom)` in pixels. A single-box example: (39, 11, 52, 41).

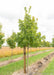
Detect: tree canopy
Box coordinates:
(52, 38, 54, 47)
(0, 25, 5, 48)
(16, 6, 38, 48)
(7, 32, 16, 49)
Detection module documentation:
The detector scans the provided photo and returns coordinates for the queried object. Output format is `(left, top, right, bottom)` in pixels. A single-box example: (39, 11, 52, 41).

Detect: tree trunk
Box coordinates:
(24, 47, 26, 73)
(11, 49, 13, 59)
(39, 47, 40, 51)
(27, 46, 29, 74)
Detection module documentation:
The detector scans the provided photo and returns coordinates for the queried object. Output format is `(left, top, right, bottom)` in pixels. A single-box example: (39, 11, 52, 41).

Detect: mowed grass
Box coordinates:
(0, 49, 47, 62)
(0, 49, 54, 75)
(42, 58, 54, 75)
(0, 54, 22, 62)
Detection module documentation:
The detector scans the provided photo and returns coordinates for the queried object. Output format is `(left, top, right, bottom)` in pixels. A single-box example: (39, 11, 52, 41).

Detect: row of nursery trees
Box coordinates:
(0, 6, 54, 73)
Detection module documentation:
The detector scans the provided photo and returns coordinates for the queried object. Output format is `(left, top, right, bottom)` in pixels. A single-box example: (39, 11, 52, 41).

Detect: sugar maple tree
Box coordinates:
(16, 6, 38, 73)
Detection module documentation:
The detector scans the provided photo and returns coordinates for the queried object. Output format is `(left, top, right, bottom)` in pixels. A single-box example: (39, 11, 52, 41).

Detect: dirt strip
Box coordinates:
(13, 52, 54, 75)
(0, 50, 50, 67)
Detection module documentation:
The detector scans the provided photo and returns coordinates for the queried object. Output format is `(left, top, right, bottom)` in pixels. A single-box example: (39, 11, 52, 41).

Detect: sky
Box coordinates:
(0, 0, 54, 45)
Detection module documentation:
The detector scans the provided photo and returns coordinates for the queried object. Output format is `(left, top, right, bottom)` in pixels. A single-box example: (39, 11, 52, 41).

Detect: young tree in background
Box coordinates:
(0, 24, 5, 49)
(37, 32, 42, 50)
(42, 35, 46, 41)
(7, 35, 16, 58)
(41, 36, 51, 47)
(46, 41, 51, 47)
(11, 32, 16, 42)
(41, 35, 46, 47)
(52, 38, 54, 47)
(16, 6, 38, 73)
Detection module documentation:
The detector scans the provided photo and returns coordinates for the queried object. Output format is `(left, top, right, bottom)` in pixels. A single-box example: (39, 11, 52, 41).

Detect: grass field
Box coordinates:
(42, 58, 54, 75)
(0, 49, 54, 75)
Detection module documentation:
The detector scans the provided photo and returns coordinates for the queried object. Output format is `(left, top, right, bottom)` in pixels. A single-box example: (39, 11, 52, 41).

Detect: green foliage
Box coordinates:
(41, 36, 51, 47)
(41, 35, 46, 47)
(41, 41, 46, 47)
(42, 35, 46, 41)
(33, 32, 42, 47)
(52, 38, 54, 47)
(0, 33, 4, 39)
(0, 25, 5, 48)
(37, 32, 42, 47)
(16, 6, 38, 48)
(7, 37, 16, 49)
(7, 32, 16, 49)
(45, 41, 51, 47)
(0, 24, 2, 31)
(11, 32, 16, 42)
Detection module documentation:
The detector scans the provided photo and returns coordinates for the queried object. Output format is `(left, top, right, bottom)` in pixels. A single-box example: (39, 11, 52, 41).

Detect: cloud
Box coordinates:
(0, 13, 18, 20)
(47, 14, 54, 20)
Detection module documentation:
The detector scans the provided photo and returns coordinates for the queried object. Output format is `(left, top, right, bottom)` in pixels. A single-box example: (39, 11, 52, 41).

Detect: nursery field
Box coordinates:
(0, 48, 54, 75)
(0, 47, 53, 58)
(0, 1, 54, 75)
